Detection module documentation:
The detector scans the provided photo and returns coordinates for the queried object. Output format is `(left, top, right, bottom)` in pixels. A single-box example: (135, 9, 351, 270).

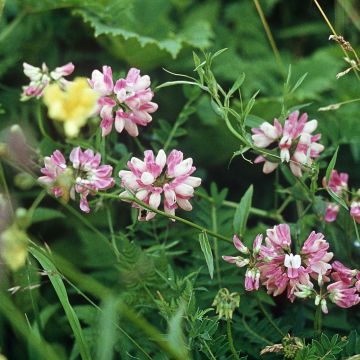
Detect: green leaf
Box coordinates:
(30, 247, 92, 360)
(31, 208, 66, 224)
(167, 305, 189, 359)
(233, 185, 253, 237)
(198, 232, 214, 279)
(325, 146, 348, 210)
(290, 72, 308, 93)
(228, 73, 245, 98)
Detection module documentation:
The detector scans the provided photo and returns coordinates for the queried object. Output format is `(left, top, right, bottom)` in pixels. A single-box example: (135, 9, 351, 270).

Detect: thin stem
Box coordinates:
(353, 218, 360, 243)
(256, 295, 285, 338)
(227, 319, 241, 360)
(104, 192, 232, 243)
(313, 0, 360, 80)
(211, 203, 222, 287)
(106, 206, 120, 259)
(133, 137, 145, 153)
(252, 0, 285, 74)
(0, 160, 14, 216)
(314, 304, 322, 337)
(202, 340, 217, 360)
(28, 190, 47, 221)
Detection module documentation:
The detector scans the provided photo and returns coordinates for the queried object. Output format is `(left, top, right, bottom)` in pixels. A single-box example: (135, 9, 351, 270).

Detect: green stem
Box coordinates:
(211, 203, 222, 287)
(353, 218, 360, 243)
(28, 190, 47, 221)
(227, 319, 241, 360)
(0, 160, 14, 216)
(106, 206, 120, 259)
(106, 192, 232, 243)
(314, 304, 322, 337)
(256, 295, 285, 338)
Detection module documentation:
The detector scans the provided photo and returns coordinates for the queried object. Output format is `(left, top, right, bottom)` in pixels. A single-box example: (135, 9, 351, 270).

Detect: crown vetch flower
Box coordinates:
(89, 66, 158, 137)
(43, 77, 99, 138)
(350, 201, 360, 224)
(323, 170, 349, 195)
(327, 280, 360, 308)
(21, 62, 74, 101)
(69, 147, 115, 212)
(324, 203, 340, 223)
(252, 111, 324, 177)
(119, 149, 201, 221)
(38, 147, 114, 212)
(222, 234, 263, 291)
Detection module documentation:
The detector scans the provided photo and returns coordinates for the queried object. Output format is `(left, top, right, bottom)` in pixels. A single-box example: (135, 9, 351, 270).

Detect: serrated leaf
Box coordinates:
(233, 185, 253, 237)
(199, 232, 214, 279)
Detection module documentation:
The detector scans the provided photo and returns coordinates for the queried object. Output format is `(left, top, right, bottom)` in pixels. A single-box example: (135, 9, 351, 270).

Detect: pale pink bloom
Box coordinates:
(350, 201, 360, 224)
(89, 66, 158, 137)
(327, 281, 360, 308)
(69, 147, 115, 213)
(324, 203, 340, 223)
(252, 111, 324, 177)
(323, 170, 349, 195)
(119, 149, 201, 221)
(301, 231, 333, 279)
(38, 150, 68, 198)
(251, 119, 282, 148)
(21, 62, 74, 101)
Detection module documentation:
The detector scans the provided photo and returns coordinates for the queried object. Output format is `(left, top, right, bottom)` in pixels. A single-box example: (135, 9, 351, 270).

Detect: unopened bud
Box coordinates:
(321, 299, 328, 314)
(14, 172, 36, 190)
(15, 207, 31, 229)
(315, 294, 321, 306)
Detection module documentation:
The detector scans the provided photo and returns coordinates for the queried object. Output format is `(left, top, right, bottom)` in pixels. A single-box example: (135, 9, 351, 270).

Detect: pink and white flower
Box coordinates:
(69, 147, 115, 213)
(38, 150, 69, 198)
(327, 281, 360, 308)
(38, 147, 114, 213)
(89, 66, 158, 137)
(119, 149, 201, 220)
(324, 203, 340, 223)
(21, 62, 74, 101)
(223, 234, 263, 291)
(252, 111, 324, 177)
(350, 201, 360, 224)
(323, 170, 349, 195)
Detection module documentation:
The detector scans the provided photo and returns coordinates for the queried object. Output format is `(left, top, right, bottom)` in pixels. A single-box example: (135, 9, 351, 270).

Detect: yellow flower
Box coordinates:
(43, 77, 99, 138)
(1, 224, 29, 271)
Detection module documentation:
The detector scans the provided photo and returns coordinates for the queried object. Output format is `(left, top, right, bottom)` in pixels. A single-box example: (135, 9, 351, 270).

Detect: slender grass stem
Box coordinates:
(252, 0, 285, 74)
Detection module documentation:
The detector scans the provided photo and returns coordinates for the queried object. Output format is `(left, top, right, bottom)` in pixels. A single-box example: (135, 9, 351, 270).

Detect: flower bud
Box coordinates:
(14, 172, 36, 190)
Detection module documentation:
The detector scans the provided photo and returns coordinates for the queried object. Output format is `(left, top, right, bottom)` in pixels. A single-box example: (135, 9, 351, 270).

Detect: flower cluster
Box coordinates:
(21, 62, 74, 101)
(38, 147, 114, 212)
(323, 170, 360, 224)
(119, 149, 201, 220)
(252, 111, 324, 177)
(223, 224, 359, 313)
(89, 66, 158, 137)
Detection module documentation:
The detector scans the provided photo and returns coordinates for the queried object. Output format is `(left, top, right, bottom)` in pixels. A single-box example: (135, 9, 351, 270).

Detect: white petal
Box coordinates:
(149, 192, 161, 209)
(184, 176, 202, 188)
(302, 120, 318, 134)
(173, 158, 193, 177)
(140, 171, 155, 185)
(174, 184, 194, 197)
(177, 198, 192, 211)
(136, 189, 148, 201)
(155, 149, 166, 169)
